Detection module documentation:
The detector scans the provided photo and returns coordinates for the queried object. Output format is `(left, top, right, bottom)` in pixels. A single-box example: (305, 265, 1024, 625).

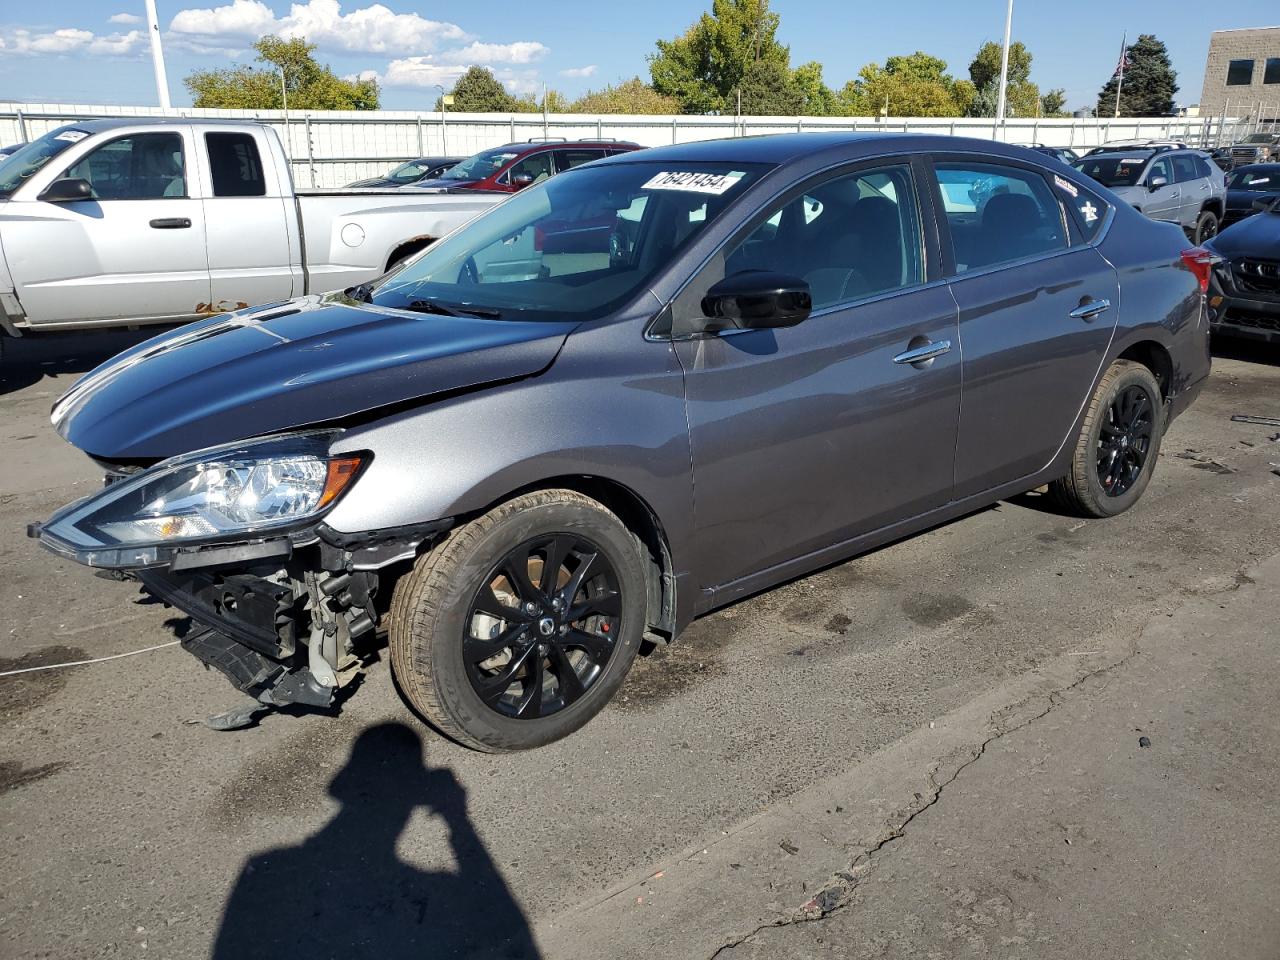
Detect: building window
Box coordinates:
(1266, 58, 1280, 84)
(1226, 59, 1255, 86)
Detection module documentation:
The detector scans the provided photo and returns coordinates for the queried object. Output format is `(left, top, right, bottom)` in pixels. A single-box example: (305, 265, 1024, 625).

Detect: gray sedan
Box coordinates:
(33, 133, 1212, 751)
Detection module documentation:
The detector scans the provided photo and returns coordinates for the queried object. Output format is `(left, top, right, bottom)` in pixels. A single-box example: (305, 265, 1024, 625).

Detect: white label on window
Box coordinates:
(642, 170, 745, 195)
(1054, 174, 1079, 198)
(1248, 177, 1270, 185)
(55, 130, 88, 143)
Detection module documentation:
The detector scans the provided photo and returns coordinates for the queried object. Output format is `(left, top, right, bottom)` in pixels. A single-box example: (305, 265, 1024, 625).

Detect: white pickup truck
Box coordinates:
(0, 117, 503, 345)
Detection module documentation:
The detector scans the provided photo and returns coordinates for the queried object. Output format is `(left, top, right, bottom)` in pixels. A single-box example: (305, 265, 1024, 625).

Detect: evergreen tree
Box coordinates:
(1096, 34, 1178, 117)
(440, 66, 522, 112)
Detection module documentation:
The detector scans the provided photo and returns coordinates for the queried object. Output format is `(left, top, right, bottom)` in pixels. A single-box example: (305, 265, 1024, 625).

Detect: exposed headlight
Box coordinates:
(33, 433, 365, 568)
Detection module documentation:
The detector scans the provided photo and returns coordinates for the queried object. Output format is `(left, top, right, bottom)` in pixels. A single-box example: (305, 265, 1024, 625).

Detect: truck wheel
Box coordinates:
(1049, 360, 1164, 519)
(389, 489, 646, 752)
(1193, 209, 1219, 244)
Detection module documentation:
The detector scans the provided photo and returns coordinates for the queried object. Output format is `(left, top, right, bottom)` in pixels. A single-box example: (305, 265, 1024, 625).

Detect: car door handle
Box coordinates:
(149, 217, 191, 229)
(893, 339, 952, 366)
(1069, 298, 1111, 321)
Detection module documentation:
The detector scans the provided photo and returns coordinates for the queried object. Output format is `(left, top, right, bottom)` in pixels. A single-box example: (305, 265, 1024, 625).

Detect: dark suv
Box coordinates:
(416, 138, 641, 193)
(1073, 146, 1226, 243)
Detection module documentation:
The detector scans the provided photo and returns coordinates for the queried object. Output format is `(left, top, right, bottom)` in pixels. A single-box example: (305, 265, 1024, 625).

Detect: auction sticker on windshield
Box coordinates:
(643, 171, 746, 195)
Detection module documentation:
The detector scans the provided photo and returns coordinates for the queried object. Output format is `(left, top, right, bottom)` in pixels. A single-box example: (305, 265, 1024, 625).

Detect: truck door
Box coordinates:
(5, 128, 211, 325)
(201, 130, 296, 311)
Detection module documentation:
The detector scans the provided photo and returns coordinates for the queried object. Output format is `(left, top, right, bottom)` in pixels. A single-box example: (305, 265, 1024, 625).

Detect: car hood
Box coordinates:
(346, 176, 396, 188)
(52, 295, 577, 461)
(413, 177, 481, 190)
(1206, 208, 1280, 259)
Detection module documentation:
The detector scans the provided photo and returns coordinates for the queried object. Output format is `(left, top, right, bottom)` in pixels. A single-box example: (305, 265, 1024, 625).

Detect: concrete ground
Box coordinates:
(1, 329, 1278, 959)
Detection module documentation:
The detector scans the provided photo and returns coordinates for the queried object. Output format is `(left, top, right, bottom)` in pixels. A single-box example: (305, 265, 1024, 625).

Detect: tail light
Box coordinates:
(1180, 246, 1221, 293)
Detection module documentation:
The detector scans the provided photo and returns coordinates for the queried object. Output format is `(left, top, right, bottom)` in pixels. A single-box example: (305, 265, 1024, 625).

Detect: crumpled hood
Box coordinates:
(53, 295, 577, 461)
(1207, 208, 1280, 259)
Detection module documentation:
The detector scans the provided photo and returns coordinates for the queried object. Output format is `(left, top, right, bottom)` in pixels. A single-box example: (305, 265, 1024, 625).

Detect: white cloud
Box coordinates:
(169, 0, 469, 55)
(0, 26, 142, 56)
(109, 12, 143, 24)
(560, 64, 597, 78)
(440, 41, 547, 65)
(376, 58, 468, 89)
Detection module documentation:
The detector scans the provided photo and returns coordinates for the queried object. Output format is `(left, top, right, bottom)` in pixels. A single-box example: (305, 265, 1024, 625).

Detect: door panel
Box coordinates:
(676, 289, 960, 590)
(1142, 156, 1180, 223)
(673, 160, 958, 591)
(202, 131, 294, 310)
(949, 248, 1119, 498)
(5, 129, 210, 325)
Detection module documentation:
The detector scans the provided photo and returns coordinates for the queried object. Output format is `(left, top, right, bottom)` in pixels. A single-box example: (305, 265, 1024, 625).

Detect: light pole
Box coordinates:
(995, 0, 1014, 126)
(435, 84, 448, 155)
(144, 0, 171, 109)
(277, 66, 290, 160)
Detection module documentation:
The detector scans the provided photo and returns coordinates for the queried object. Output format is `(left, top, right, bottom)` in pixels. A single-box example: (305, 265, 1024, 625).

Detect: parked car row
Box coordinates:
(28, 131, 1213, 750)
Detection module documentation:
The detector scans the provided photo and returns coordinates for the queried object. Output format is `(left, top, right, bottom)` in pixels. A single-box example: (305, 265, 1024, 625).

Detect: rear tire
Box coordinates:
(1049, 360, 1164, 518)
(389, 489, 646, 752)
(1193, 209, 1219, 245)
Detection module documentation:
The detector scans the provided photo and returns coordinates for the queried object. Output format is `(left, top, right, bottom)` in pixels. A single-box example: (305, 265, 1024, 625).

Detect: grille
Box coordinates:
(1235, 258, 1280, 295)
(1223, 309, 1280, 332)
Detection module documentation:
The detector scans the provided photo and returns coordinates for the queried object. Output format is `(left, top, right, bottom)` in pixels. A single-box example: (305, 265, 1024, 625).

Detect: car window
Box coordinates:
(1230, 168, 1280, 192)
(1148, 157, 1174, 185)
(1171, 155, 1200, 184)
(1049, 172, 1108, 243)
(205, 132, 266, 197)
(554, 149, 606, 172)
(724, 164, 922, 310)
(506, 151, 555, 185)
(64, 133, 186, 200)
(1072, 154, 1151, 188)
(372, 161, 766, 322)
(933, 163, 1065, 273)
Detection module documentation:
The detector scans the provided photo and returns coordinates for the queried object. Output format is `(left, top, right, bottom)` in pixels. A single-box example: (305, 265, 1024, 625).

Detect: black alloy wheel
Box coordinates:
(1096, 384, 1155, 497)
(463, 533, 622, 720)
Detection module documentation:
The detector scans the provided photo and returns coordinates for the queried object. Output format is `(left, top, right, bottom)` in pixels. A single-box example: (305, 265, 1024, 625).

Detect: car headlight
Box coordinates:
(32, 433, 366, 568)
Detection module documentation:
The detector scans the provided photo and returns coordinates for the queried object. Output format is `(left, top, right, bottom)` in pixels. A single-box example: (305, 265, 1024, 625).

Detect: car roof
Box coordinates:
(53, 117, 265, 132)
(491, 139, 641, 152)
(592, 132, 1059, 168)
(1235, 162, 1280, 173)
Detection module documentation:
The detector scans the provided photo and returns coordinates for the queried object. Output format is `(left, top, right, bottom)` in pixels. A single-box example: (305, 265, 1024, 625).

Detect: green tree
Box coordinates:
(649, 0, 790, 113)
(969, 40, 1032, 89)
(184, 37, 378, 110)
(439, 66, 523, 112)
(739, 59, 802, 115)
(790, 61, 837, 116)
(569, 78, 681, 114)
(1040, 88, 1068, 116)
(965, 40, 1040, 117)
(1096, 34, 1178, 116)
(837, 52, 969, 117)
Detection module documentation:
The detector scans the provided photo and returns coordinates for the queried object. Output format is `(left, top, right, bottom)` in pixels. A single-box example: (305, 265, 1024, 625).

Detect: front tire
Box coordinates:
(1049, 360, 1164, 518)
(389, 490, 646, 752)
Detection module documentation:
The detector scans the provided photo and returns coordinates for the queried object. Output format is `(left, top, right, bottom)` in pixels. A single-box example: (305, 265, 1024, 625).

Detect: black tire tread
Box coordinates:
(388, 488, 628, 752)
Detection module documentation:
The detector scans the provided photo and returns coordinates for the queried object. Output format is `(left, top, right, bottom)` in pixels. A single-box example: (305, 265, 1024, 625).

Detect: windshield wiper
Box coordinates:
(406, 300, 503, 319)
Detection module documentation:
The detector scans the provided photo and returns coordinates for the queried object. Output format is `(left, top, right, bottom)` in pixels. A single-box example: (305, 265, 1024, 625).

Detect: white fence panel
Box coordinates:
(0, 101, 1261, 190)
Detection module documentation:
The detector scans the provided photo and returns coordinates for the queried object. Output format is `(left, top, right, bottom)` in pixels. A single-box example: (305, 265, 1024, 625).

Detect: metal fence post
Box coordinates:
(597, 117, 602, 139)
(305, 115, 316, 188)
(416, 116, 423, 155)
(510, 115, 516, 142)
(672, 115, 678, 144)
(16, 108, 27, 143)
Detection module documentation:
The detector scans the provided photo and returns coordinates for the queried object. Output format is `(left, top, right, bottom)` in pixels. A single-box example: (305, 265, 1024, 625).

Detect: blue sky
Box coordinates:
(1, 1, 1277, 111)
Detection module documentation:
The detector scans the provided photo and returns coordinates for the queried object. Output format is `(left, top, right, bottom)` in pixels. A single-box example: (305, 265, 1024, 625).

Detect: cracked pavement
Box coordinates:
(2, 332, 1280, 958)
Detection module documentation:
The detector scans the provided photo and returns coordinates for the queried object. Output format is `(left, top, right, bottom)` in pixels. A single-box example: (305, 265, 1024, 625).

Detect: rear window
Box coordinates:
(1072, 154, 1150, 188)
(206, 133, 266, 197)
(1230, 168, 1280, 192)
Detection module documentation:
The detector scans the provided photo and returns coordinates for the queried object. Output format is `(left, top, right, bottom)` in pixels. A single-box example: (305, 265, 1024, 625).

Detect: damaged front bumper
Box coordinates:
(29, 515, 451, 716)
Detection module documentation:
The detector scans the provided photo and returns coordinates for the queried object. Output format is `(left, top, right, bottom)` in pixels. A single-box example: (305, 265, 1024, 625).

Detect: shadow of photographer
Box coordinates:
(212, 722, 540, 959)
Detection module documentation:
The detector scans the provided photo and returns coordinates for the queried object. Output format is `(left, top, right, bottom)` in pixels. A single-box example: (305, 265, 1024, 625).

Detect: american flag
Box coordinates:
(1113, 33, 1130, 79)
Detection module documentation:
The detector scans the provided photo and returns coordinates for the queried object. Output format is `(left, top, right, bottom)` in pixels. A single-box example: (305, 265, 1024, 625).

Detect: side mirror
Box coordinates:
(701, 271, 811, 330)
(39, 177, 93, 203)
(511, 173, 535, 188)
(1147, 175, 1168, 192)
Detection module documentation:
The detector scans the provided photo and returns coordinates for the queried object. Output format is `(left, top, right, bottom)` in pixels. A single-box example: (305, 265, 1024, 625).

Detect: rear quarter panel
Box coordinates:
(295, 191, 506, 293)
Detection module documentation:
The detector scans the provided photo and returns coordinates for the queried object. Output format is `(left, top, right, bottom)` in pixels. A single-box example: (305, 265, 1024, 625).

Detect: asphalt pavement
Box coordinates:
(1, 329, 1278, 959)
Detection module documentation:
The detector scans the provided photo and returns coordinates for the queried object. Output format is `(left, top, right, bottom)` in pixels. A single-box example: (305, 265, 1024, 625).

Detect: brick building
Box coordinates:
(1200, 26, 1280, 118)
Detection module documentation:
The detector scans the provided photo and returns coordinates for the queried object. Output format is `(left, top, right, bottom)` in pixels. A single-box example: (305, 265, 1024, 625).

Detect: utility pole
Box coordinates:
(1114, 32, 1127, 119)
(277, 67, 289, 160)
(144, 0, 171, 109)
(995, 0, 1013, 124)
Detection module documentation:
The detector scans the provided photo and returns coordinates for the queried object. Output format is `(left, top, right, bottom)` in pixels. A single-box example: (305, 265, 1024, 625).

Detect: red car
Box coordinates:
(416, 138, 641, 193)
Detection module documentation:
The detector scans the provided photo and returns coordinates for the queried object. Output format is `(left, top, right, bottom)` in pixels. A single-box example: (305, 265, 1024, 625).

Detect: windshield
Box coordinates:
(386, 160, 432, 183)
(369, 161, 768, 322)
(439, 147, 521, 181)
(1245, 134, 1274, 144)
(0, 125, 87, 198)
(1072, 154, 1150, 188)
(1230, 167, 1280, 192)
